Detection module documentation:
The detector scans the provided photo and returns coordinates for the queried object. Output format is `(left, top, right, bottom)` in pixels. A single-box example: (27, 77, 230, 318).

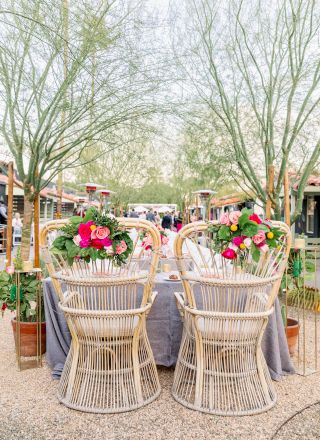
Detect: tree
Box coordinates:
(173, 0, 320, 220)
(0, 0, 164, 258)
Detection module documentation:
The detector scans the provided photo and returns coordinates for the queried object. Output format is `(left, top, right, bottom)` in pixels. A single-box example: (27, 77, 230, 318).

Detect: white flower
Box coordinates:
(243, 238, 252, 248)
(73, 234, 81, 246)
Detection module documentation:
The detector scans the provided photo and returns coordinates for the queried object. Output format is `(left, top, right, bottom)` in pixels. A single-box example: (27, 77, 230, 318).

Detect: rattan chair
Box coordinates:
(172, 220, 291, 416)
(40, 218, 161, 413)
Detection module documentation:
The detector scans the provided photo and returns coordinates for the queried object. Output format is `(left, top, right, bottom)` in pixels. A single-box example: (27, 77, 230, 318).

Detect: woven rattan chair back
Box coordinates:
(172, 220, 291, 416)
(40, 218, 161, 413)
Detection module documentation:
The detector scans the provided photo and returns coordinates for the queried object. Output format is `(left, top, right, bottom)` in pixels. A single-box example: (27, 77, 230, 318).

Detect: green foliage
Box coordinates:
(0, 271, 43, 322)
(242, 221, 258, 237)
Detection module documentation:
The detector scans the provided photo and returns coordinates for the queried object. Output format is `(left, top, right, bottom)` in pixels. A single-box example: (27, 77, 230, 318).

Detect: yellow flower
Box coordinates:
(90, 225, 97, 231)
(230, 224, 238, 232)
(267, 231, 274, 239)
(239, 243, 246, 250)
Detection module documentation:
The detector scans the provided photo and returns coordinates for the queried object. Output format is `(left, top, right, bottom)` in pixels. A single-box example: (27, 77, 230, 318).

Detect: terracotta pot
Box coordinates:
(11, 319, 46, 357)
(285, 318, 299, 357)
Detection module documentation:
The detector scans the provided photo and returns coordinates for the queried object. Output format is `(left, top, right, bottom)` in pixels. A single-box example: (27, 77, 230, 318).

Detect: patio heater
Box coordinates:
(97, 189, 115, 213)
(192, 190, 216, 221)
(77, 196, 87, 217)
(79, 183, 102, 207)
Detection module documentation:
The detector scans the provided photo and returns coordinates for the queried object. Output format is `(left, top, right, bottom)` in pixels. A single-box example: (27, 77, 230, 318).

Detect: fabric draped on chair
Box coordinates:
(172, 220, 291, 416)
(40, 218, 161, 413)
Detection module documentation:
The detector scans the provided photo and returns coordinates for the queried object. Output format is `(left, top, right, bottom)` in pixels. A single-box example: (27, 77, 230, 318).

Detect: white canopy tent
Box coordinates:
(157, 206, 172, 213)
(134, 205, 148, 213)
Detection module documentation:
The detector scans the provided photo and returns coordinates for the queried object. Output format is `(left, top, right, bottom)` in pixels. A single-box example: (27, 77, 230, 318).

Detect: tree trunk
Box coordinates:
(21, 186, 34, 261)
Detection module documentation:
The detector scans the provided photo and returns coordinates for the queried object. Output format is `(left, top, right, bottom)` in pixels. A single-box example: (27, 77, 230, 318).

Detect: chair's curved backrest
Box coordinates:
(40, 217, 161, 307)
(174, 220, 291, 311)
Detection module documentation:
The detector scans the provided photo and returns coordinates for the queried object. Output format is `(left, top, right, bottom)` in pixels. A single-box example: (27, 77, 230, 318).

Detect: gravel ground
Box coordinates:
(1, 311, 320, 440)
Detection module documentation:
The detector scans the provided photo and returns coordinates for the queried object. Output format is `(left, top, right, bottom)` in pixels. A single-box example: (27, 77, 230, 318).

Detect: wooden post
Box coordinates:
(284, 168, 290, 226)
(6, 161, 14, 267)
(56, 0, 69, 219)
(265, 165, 274, 218)
(33, 193, 40, 268)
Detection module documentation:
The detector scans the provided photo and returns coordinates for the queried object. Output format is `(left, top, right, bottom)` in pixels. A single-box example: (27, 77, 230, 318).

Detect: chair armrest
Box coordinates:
(174, 292, 185, 318)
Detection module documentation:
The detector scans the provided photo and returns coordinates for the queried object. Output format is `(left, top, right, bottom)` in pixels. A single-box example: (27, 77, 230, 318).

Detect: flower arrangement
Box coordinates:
(208, 208, 283, 262)
(140, 224, 169, 251)
(0, 267, 43, 322)
(51, 207, 133, 266)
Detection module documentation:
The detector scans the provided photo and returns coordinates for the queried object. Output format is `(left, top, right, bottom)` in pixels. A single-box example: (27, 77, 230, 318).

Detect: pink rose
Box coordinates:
(73, 234, 81, 246)
(116, 240, 127, 255)
(161, 235, 169, 245)
(232, 236, 244, 247)
(101, 236, 112, 247)
(79, 238, 91, 248)
(91, 226, 110, 240)
(229, 211, 241, 225)
(220, 212, 231, 226)
(249, 214, 262, 224)
(252, 230, 266, 245)
(6, 265, 14, 275)
(221, 248, 237, 260)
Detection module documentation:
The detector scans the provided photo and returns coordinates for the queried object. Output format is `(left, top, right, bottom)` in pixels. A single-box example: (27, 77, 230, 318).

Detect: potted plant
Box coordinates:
(0, 256, 45, 357)
(281, 304, 299, 357)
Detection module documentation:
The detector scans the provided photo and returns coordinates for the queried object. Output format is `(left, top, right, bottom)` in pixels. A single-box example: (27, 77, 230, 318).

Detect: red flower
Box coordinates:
(249, 214, 262, 224)
(1, 303, 7, 311)
(221, 248, 237, 260)
(91, 239, 104, 250)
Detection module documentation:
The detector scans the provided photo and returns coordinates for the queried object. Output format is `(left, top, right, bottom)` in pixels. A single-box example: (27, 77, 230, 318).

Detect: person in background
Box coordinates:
(12, 212, 22, 229)
(154, 211, 161, 224)
(190, 210, 197, 223)
(129, 208, 139, 218)
(161, 211, 172, 230)
(0, 200, 8, 249)
(176, 212, 183, 232)
(0, 200, 7, 225)
(146, 209, 155, 223)
(139, 211, 147, 220)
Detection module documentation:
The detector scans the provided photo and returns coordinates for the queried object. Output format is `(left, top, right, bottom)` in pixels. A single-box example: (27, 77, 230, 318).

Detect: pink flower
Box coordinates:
(73, 234, 81, 246)
(232, 236, 244, 247)
(161, 235, 169, 245)
(79, 222, 93, 240)
(79, 238, 91, 248)
(221, 248, 237, 260)
(229, 211, 241, 225)
(249, 214, 262, 224)
(91, 226, 110, 240)
(252, 230, 266, 245)
(220, 212, 231, 226)
(101, 236, 112, 247)
(6, 265, 14, 275)
(116, 240, 127, 255)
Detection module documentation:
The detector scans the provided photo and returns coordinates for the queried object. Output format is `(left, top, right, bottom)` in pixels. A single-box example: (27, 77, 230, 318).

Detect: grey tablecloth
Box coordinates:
(43, 274, 294, 381)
